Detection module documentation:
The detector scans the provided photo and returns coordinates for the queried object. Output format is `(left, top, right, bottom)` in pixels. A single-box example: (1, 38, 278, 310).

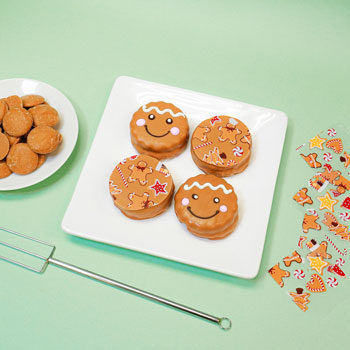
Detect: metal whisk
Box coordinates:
(0, 226, 231, 330)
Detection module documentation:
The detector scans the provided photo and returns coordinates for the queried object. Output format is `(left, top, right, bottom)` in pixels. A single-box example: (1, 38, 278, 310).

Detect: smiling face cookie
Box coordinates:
(174, 174, 238, 240)
(130, 102, 189, 159)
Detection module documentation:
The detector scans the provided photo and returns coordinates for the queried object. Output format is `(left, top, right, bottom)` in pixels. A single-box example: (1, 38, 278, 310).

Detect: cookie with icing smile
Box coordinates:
(174, 174, 238, 240)
(130, 101, 189, 159)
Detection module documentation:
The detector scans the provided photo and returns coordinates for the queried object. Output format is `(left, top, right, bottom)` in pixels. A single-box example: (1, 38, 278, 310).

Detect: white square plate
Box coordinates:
(62, 76, 287, 279)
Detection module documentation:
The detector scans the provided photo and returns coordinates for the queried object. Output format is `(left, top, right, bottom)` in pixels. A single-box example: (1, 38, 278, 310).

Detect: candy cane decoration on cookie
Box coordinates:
(323, 152, 333, 162)
(327, 128, 337, 137)
(339, 212, 350, 222)
(115, 165, 128, 188)
(325, 235, 347, 256)
(336, 258, 345, 267)
(293, 269, 305, 280)
(193, 141, 213, 150)
(233, 146, 243, 157)
(327, 277, 338, 288)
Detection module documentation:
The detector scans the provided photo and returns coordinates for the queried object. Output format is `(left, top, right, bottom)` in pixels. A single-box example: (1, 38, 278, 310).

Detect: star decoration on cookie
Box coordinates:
(309, 135, 326, 150)
(150, 179, 167, 196)
(307, 256, 329, 275)
(317, 192, 338, 212)
(210, 116, 221, 126)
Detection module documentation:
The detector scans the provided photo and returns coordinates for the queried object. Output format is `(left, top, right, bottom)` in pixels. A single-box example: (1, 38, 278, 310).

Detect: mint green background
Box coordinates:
(1, 0, 349, 349)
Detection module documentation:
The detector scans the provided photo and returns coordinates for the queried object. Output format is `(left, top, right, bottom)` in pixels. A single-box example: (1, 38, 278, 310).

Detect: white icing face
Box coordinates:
(179, 180, 234, 221)
(132, 103, 189, 142)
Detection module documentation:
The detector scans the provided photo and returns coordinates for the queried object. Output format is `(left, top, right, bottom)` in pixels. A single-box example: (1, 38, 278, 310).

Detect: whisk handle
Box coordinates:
(48, 257, 231, 330)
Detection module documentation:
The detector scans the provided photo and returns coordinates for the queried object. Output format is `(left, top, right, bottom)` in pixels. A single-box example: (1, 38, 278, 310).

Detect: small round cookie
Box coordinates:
(109, 154, 174, 220)
(6, 95, 23, 109)
(0, 133, 10, 160)
(0, 99, 8, 123)
(191, 116, 252, 177)
(130, 102, 189, 159)
(174, 174, 238, 240)
(27, 126, 62, 154)
(29, 104, 59, 127)
(37, 154, 46, 168)
(6, 143, 38, 175)
(0, 160, 12, 178)
(4, 132, 20, 146)
(21, 94, 45, 108)
(2, 108, 33, 137)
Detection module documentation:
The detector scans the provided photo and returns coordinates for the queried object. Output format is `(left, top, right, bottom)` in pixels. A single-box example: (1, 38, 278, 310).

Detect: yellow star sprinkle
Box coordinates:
(317, 192, 338, 212)
(309, 135, 326, 150)
(307, 256, 329, 275)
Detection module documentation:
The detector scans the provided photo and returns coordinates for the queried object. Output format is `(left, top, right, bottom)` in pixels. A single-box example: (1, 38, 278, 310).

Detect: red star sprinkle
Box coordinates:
(210, 116, 221, 125)
(150, 180, 167, 196)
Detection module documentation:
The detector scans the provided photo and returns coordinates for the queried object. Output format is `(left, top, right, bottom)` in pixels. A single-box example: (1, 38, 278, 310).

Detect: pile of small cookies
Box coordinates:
(0, 94, 62, 178)
(109, 101, 252, 240)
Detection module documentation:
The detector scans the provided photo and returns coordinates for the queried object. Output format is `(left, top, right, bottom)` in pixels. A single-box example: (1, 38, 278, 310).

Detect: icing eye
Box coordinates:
(166, 118, 173, 124)
(213, 197, 220, 203)
(192, 194, 198, 200)
(148, 114, 155, 120)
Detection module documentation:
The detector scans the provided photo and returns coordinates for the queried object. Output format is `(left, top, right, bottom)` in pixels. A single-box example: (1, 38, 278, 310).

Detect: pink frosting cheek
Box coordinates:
(170, 127, 180, 136)
(220, 205, 227, 213)
(136, 118, 146, 127)
(182, 198, 189, 206)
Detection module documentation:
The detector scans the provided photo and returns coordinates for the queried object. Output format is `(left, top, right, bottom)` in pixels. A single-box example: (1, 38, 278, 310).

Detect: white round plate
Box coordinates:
(0, 78, 78, 190)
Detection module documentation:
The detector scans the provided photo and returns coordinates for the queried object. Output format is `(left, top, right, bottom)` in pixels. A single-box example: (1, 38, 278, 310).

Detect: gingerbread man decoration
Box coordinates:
(283, 251, 302, 267)
(323, 212, 350, 241)
(300, 153, 322, 168)
(128, 161, 153, 185)
(333, 175, 350, 195)
(289, 288, 310, 312)
(218, 123, 242, 144)
(127, 192, 154, 210)
(320, 164, 341, 184)
(293, 188, 313, 206)
(302, 213, 321, 233)
(268, 263, 290, 287)
(306, 239, 332, 260)
(193, 126, 211, 142)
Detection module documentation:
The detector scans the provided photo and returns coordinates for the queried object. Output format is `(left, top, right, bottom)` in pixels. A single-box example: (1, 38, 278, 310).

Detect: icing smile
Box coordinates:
(187, 206, 219, 219)
(145, 125, 170, 138)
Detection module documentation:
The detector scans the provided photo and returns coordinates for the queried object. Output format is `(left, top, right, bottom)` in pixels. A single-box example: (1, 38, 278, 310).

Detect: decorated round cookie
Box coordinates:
(109, 154, 174, 220)
(174, 174, 238, 240)
(130, 101, 189, 159)
(191, 116, 252, 177)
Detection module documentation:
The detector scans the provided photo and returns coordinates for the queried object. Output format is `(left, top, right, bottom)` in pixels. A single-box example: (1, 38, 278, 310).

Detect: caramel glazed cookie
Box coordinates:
(130, 102, 189, 159)
(109, 154, 174, 219)
(191, 116, 252, 177)
(174, 174, 238, 240)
